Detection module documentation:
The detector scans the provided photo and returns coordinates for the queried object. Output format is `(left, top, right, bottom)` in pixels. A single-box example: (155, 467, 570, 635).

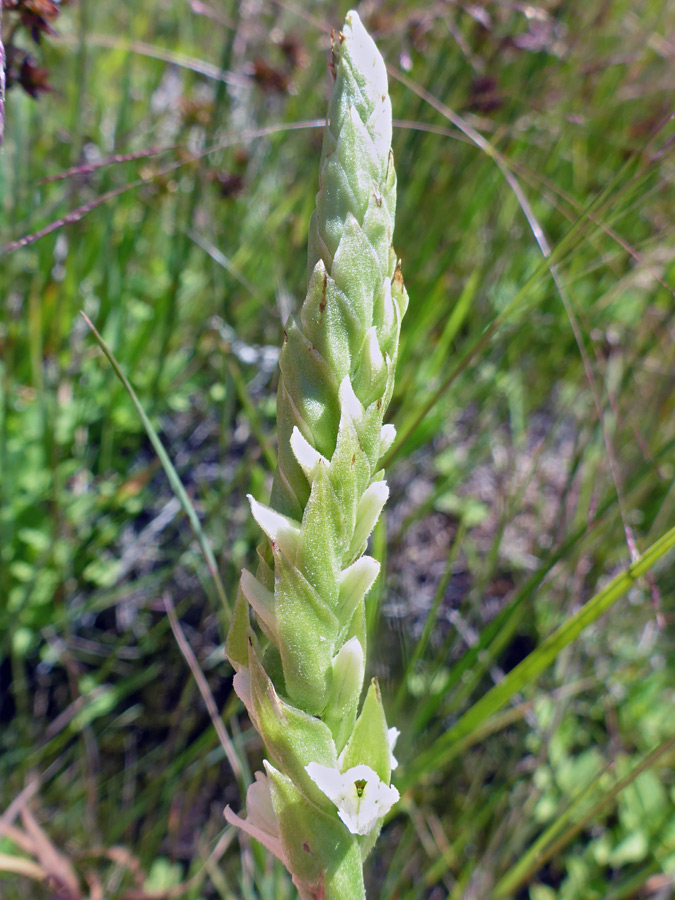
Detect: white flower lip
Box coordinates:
(306, 761, 399, 835)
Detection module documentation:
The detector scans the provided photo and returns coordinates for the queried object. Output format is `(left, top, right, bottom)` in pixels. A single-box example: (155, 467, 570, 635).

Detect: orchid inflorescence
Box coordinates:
(225, 12, 407, 898)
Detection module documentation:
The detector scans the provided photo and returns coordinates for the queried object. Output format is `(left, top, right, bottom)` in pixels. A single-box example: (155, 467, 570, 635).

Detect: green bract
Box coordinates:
(225, 11, 407, 898)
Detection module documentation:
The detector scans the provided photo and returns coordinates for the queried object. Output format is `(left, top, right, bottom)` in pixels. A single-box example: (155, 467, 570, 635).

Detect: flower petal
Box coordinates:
(224, 768, 288, 866)
(388, 726, 400, 770)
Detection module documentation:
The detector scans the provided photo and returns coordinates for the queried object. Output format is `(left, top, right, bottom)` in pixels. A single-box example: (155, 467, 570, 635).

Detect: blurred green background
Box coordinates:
(1, 1, 674, 898)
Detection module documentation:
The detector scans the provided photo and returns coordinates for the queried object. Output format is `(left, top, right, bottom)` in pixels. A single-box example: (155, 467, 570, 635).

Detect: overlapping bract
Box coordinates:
(226, 11, 407, 899)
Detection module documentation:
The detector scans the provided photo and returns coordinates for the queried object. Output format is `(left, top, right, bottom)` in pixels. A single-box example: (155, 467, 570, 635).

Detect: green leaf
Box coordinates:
(81, 313, 230, 620)
(340, 679, 391, 784)
(274, 553, 339, 714)
(297, 462, 344, 607)
(144, 858, 183, 891)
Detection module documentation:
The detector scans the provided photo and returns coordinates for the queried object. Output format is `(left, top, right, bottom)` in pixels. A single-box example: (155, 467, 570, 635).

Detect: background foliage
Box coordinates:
(1, 1, 674, 898)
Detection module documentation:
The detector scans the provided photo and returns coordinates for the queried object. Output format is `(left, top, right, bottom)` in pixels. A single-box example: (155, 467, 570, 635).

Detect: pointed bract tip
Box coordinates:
(341, 10, 388, 98)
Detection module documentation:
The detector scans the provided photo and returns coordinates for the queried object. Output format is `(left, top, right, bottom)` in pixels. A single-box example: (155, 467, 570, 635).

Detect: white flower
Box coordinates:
(306, 762, 399, 835)
(224, 764, 287, 866)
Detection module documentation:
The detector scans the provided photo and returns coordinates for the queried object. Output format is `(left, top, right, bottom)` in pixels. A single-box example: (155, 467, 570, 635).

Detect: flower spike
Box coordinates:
(226, 11, 407, 897)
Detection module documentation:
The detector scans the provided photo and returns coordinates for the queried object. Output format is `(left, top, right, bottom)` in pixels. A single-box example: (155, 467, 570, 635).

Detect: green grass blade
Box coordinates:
(493, 733, 675, 898)
(390, 519, 467, 722)
(399, 524, 675, 789)
(81, 312, 230, 623)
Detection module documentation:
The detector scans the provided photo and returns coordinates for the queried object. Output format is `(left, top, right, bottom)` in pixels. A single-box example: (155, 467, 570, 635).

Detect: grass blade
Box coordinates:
(493, 734, 675, 897)
(81, 312, 230, 622)
(400, 524, 675, 789)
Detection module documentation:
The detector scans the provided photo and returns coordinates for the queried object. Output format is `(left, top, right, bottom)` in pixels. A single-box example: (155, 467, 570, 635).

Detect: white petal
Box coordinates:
(338, 555, 380, 619)
(240, 569, 278, 645)
(225, 769, 287, 866)
(379, 423, 396, 457)
(248, 495, 301, 561)
(380, 277, 396, 340)
(338, 376, 364, 426)
(364, 325, 385, 373)
(290, 426, 328, 482)
(349, 480, 389, 557)
(305, 762, 344, 806)
(247, 770, 278, 837)
(331, 637, 365, 710)
(343, 11, 388, 104)
(232, 669, 252, 711)
(388, 727, 400, 770)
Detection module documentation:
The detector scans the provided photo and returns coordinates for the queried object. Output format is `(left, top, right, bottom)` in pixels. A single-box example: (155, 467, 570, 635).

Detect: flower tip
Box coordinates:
(343, 9, 361, 32)
(341, 9, 388, 96)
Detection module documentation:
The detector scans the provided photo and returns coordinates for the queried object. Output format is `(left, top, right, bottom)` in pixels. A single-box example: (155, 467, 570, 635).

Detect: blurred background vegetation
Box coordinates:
(1, 1, 674, 898)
